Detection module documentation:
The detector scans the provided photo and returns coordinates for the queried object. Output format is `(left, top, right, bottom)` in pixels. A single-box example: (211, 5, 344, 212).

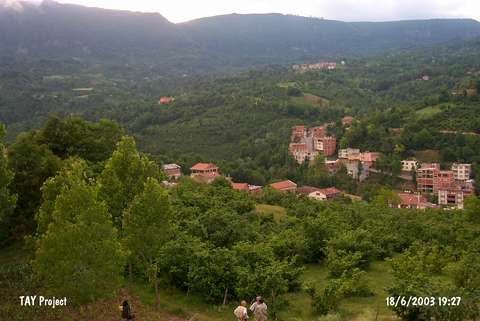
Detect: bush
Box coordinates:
(286, 86, 302, 97)
(306, 282, 340, 316)
(326, 249, 364, 278)
(335, 268, 374, 298)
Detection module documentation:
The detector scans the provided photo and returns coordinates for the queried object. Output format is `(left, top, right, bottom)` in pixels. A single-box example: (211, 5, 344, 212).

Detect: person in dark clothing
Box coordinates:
(120, 300, 133, 321)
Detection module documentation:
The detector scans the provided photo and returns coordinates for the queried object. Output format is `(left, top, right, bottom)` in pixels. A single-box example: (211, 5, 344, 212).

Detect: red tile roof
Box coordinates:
(231, 182, 249, 191)
(318, 187, 341, 197)
(270, 180, 297, 191)
(398, 193, 427, 206)
(297, 186, 320, 195)
(361, 152, 381, 163)
(190, 163, 218, 171)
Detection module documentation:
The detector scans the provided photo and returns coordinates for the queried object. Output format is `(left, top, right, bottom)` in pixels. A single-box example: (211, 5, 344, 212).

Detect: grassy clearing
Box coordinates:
(279, 262, 397, 321)
(277, 82, 299, 88)
(414, 149, 441, 163)
(415, 105, 442, 120)
(290, 93, 330, 109)
(255, 204, 287, 222)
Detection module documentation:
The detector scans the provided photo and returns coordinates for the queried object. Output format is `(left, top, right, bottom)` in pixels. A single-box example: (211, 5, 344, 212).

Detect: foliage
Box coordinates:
(7, 132, 61, 234)
(98, 136, 162, 225)
(33, 160, 125, 304)
(0, 124, 17, 244)
(122, 177, 172, 308)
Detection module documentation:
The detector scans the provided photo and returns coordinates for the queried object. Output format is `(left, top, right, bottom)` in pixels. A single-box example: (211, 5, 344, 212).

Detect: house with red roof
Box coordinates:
(396, 193, 435, 210)
(231, 182, 263, 194)
(231, 182, 249, 191)
(270, 180, 297, 193)
(159, 96, 174, 105)
(298, 186, 341, 201)
(162, 163, 182, 181)
(190, 163, 219, 183)
(310, 187, 341, 201)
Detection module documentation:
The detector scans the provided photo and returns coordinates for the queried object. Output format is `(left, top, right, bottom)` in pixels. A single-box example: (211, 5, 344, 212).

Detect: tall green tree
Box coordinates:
(8, 133, 61, 233)
(0, 124, 17, 244)
(122, 177, 172, 309)
(373, 188, 400, 208)
(35, 158, 90, 237)
(306, 154, 331, 187)
(34, 160, 124, 304)
(99, 136, 162, 225)
(38, 115, 123, 163)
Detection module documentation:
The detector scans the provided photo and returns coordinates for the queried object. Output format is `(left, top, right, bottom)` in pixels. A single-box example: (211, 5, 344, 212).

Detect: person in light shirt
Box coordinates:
(234, 300, 248, 321)
(249, 296, 267, 321)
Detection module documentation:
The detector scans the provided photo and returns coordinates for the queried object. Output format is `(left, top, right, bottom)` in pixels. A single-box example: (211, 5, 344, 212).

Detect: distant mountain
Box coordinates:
(1, 1, 480, 70)
(182, 14, 480, 65)
(0, 0, 193, 59)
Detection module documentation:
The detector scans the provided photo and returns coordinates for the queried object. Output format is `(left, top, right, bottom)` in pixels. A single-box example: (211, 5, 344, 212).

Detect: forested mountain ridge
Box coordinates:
(1, 1, 480, 70)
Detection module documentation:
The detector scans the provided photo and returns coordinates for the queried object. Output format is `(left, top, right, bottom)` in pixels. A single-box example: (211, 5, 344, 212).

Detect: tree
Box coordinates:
(234, 242, 302, 311)
(0, 124, 17, 244)
(35, 158, 89, 237)
(306, 154, 331, 187)
(464, 196, 480, 223)
(99, 136, 162, 226)
(286, 86, 302, 97)
(387, 248, 435, 321)
(38, 115, 123, 163)
(373, 188, 400, 208)
(34, 160, 124, 304)
(187, 247, 239, 304)
(8, 133, 61, 233)
(122, 178, 172, 309)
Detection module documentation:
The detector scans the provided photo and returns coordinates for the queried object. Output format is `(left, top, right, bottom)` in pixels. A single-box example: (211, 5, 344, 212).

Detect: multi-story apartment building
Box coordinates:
(451, 163, 471, 181)
(416, 163, 441, 193)
(314, 136, 337, 157)
(438, 189, 465, 209)
(401, 160, 419, 172)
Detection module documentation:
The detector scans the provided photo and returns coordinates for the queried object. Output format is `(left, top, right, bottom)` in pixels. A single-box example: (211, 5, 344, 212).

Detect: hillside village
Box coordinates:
(285, 121, 476, 209)
(161, 118, 475, 210)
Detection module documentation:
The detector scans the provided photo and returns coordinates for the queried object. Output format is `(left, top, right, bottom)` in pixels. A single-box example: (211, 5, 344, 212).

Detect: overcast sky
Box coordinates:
(55, 0, 480, 23)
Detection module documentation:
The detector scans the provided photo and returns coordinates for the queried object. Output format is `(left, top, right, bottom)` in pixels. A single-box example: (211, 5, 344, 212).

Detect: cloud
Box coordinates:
(0, 0, 42, 11)
(310, 0, 479, 21)
(54, 0, 480, 23)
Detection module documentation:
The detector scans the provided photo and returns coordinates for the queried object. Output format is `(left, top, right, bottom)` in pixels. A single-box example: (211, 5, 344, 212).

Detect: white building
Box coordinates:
(451, 163, 471, 181)
(401, 160, 419, 172)
(338, 148, 360, 159)
(438, 189, 465, 209)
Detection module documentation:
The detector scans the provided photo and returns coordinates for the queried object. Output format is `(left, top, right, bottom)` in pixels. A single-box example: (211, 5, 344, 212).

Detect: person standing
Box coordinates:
(120, 300, 134, 321)
(250, 296, 267, 321)
(234, 300, 249, 321)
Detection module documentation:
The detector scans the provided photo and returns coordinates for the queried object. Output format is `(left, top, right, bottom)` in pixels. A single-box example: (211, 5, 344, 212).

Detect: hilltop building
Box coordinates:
(401, 160, 419, 172)
(338, 148, 381, 180)
(395, 193, 435, 210)
(438, 189, 465, 209)
(190, 163, 219, 183)
(293, 62, 337, 71)
(297, 186, 342, 201)
(231, 182, 262, 194)
(341, 116, 355, 127)
(270, 180, 297, 193)
(162, 164, 182, 180)
(416, 162, 475, 209)
(289, 125, 337, 164)
(159, 96, 175, 105)
(452, 163, 471, 181)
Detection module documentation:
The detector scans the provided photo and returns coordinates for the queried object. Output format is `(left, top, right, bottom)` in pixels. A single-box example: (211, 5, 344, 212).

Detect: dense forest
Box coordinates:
(2, 36, 480, 191)
(2, 1, 480, 70)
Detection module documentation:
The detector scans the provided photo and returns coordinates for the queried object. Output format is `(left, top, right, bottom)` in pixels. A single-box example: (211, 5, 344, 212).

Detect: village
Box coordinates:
(162, 118, 475, 210)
